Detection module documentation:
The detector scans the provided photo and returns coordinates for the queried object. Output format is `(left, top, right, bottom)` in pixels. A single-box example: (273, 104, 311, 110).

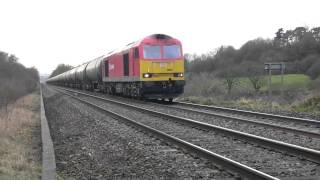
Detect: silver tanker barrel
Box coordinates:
(75, 63, 89, 83)
(85, 56, 104, 83)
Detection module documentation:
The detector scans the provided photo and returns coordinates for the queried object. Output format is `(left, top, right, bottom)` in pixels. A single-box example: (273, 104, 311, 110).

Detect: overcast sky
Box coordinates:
(1, 0, 319, 74)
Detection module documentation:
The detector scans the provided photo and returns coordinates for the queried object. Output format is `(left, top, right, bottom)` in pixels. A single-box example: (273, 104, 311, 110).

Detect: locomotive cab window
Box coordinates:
(134, 48, 139, 59)
(143, 45, 161, 59)
(123, 53, 129, 76)
(163, 45, 181, 59)
(105, 61, 109, 77)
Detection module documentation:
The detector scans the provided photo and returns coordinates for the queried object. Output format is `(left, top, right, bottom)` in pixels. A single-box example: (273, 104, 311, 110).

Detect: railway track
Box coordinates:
(52, 86, 320, 179)
(56, 87, 320, 150)
(161, 103, 320, 139)
(110, 96, 320, 139)
(43, 86, 233, 179)
(51, 87, 277, 180)
(174, 101, 320, 127)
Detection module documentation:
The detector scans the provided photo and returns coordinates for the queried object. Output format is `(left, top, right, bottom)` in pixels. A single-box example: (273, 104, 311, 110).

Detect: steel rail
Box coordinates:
(51, 88, 320, 138)
(56, 86, 320, 164)
(160, 105, 320, 139)
(175, 101, 320, 126)
(57, 87, 320, 164)
(106, 96, 320, 138)
(54, 88, 279, 180)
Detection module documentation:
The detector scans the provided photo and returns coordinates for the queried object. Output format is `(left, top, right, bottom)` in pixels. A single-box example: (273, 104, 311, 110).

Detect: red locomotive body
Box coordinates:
(47, 34, 185, 101)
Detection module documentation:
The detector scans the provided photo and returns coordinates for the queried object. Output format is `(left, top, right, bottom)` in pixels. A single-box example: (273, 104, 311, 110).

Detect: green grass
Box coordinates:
(181, 96, 290, 111)
(238, 74, 311, 91)
(269, 74, 310, 88)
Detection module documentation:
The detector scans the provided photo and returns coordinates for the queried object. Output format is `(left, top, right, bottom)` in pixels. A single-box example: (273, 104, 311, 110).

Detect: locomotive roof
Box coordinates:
(106, 34, 179, 57)
(107, 41, 138, 56)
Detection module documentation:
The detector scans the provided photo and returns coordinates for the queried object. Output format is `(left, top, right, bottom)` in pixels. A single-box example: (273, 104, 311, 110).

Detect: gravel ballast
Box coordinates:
(42, 86, 235, 179)
(63, 89, 320, 151)
(62, 88, 320, 179)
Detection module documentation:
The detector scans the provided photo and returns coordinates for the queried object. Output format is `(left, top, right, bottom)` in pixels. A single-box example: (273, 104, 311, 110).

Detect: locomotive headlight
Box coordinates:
(174, 73, 184, 77)
(143, 73, 152, 78)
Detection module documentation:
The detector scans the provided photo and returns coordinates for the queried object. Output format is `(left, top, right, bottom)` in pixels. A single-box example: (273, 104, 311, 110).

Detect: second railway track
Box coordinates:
(174, 101, 320, 127)
(52, 86, 320, 179)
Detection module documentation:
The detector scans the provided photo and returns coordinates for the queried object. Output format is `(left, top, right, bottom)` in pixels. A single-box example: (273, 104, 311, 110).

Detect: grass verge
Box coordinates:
(181, 96, 289, 112)
(181, 73, 316, 114)
(0, 91, 42, 179)
(293, 95, 320, 114)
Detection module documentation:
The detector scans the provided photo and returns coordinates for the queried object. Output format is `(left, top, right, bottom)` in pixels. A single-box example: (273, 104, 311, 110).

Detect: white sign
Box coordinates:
(264, 63, 285, 71)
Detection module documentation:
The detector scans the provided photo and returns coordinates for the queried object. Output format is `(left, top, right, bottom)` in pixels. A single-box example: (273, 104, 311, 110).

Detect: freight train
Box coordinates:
(46, 34, 185, 101)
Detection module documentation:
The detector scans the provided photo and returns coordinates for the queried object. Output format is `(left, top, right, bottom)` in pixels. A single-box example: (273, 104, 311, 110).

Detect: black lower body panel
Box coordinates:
(141, 80, 185, 99)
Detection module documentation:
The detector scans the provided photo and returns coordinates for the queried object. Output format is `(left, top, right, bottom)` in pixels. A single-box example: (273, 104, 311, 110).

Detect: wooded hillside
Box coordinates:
(186, 26, 320, 79)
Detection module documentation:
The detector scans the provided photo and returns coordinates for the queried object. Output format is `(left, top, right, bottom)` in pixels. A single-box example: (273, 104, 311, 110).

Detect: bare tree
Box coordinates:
(221, 69, 239, 94)
(248, 75, 266, 93)
(243, 63, 266, 93)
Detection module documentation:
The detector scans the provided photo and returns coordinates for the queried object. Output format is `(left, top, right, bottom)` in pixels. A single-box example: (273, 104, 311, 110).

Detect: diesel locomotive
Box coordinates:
(47, 34, 185, 101)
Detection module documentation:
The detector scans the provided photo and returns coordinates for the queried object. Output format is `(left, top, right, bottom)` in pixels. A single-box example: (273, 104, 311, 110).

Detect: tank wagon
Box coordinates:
(47, 34, 185, 101)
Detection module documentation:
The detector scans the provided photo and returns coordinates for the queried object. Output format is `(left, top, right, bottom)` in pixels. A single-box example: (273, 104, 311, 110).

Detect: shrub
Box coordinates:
(183, 72, 224, 97)
(310, 78, 320, 90)
(297, 54, 320, 73)
(306, 60, 320, 79)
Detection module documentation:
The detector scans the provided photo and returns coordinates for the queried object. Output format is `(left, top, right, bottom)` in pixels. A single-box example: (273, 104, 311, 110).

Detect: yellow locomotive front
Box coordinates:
(138, 34, 185, 101)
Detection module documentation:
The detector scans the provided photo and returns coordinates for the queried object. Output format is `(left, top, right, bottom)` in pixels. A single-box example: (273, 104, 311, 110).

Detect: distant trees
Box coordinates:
(49, 64, 73, 78)
(237, 38, 273, 63)
(186, 26, 320, 80)
(186, 46, 237, 74)
(0, 51, 39, 110)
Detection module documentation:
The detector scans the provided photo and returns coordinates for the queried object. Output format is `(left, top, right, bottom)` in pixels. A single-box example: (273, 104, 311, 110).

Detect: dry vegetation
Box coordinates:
(183, 26, 320, 114)
(180, 72, 320, 114)
(0, 91, 41, 179)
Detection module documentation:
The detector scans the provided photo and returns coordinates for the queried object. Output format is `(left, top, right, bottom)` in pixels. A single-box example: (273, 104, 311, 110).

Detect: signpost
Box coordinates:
(264, 62, 285, 108)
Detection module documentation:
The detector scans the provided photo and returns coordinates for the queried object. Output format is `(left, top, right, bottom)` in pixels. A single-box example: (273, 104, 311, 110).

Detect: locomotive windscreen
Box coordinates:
(143, 44, 181, 59)
(143, 45, 161, 59)
(163, 45, 181, 59)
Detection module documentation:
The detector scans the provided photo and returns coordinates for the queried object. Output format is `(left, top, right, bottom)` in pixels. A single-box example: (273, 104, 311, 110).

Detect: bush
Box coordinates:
(297, 54, 319, 73)
(306, 60, 320, 79)
(183, 72, 224, 97)
(310, 78, 320, 90)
